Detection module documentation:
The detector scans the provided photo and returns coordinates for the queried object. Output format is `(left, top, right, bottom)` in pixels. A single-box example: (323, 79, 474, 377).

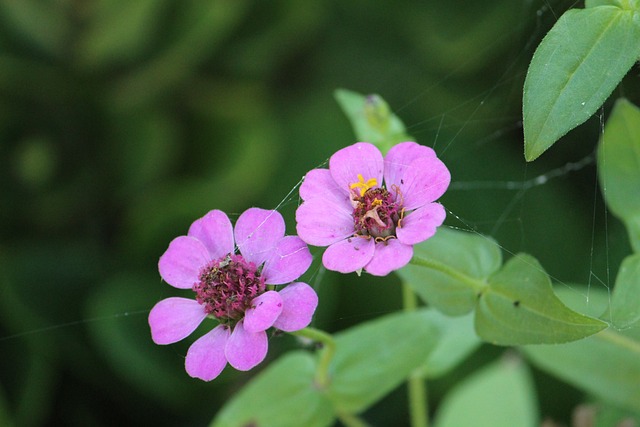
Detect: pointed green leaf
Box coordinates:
(397, 227, 501, 316)
(598, 98, 640, 252)
(434, 356, 538, 427)
(523, 7, 640, 161)
(328, 310, 440, 414)
(610, 254, 640, 328)
(476, 254, 607, 345)
(334, 88, 412, 154)
(211, 352, 334, 427)
(523, 287, 640, 413)
(415, 311, 480, 379)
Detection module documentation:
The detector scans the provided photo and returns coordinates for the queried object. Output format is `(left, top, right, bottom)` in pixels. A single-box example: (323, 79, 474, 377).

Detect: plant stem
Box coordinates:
(403, 282, 428, 427)
(408, 373, 428, 427)
(409, 255, 486, 293)
(290, 327, 336, 388)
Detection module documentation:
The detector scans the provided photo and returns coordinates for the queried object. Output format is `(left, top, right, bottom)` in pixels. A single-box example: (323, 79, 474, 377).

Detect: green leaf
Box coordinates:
(476, 254, 608, 345)
(415, 311, 480, 379)
(334, 88, 413, 154)
(586, 0, 640, 8)
(598, 98, 640, 252)
(328, 309, 440, 414)
(211, 352, 334, 427)
(523, 287, 640, 413)
(523, 7, 640, 161)
(610, 254, 640, 328)
(398, 227, 501, 316)
(434, 356, 538, 427)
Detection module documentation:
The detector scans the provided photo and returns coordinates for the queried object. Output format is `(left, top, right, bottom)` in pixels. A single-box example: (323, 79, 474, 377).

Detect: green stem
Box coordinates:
(409, 255, 486, 293)
(403, 282, 428, 427)
(408, 373, 428, 427)
(290, 327, 336, 388)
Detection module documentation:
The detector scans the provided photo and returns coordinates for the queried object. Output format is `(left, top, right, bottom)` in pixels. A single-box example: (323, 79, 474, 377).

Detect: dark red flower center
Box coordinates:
(352, 187, 404, 241)
(193, 254, 265, 322)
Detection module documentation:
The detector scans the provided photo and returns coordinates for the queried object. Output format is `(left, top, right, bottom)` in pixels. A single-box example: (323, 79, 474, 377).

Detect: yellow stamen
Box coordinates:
(371, 198, 383, 208)
(349, 174, 378, 197)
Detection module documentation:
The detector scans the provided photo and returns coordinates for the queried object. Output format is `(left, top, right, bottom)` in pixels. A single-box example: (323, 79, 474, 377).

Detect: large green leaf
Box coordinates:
(434, 356, 538, 427)
(398, 227, 501, 316)
(610, 254, 640, 328)
(211, 352, 334, 427)
(523, 287, 640, 413)
(334, 88, 413, 154)
(523, 6, 640, 161)
(598, 98, 640, 252)
(476, 254, 607, 345)
(328, 309, 440, 414)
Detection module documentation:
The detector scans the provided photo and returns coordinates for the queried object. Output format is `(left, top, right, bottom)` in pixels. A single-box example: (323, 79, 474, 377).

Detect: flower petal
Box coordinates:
(187, 210, 234, 260)
(234, 208, 285, 266)
(262, 236, 312, 285)
(364, 240, 414, 276)
(395, 156, 451, 210)
(384, 141, 436, 190)
(185, 324, 230, 381)
(300, 168, 350, 206)
(296, 199, 354, 246)
(244, 291, 283, 333)
(148, 297, 207, 344)
(158, 236, 210, 289)
(322, 237, 375, 273)
(273, 282, 318, 332)
(329, 143, 384, 195)
(225, 320, 268, 371)
(396, 203, 446, 245)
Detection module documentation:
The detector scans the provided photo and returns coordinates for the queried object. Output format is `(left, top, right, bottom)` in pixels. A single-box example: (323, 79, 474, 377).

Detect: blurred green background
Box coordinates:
(0, 0, 636, 426)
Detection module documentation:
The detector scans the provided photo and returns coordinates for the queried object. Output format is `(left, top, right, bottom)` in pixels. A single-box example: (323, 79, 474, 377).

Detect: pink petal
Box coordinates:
(364, 239, 414, 276)
(384, 142, 437, 190)
(329, 143, 384, 195)
(396, 203, 446, 245)
(225, 320, 268, 371)
(244, 291, 283, 333)
(148, 297, 207, 344)
(395, 156, 451, 210)
(158, 236, 210, 289)
(262, 236, 312, 285)
(296, 199, 354, 246)
(273, 282, 318, 332)
(300, 168, 351, 206)
(185, 324, 230, 381)
(187, 210, 234, 260)
(322, 237, 375, 273)
(234, 208, 285, 266)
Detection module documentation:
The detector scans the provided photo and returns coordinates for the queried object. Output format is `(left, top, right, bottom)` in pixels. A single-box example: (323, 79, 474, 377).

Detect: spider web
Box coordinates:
(0, 0, 618, 341)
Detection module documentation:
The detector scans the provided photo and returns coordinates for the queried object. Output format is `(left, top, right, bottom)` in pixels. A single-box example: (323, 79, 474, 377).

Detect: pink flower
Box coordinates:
(296, 142, 450, 276)
(149, 208, 318, 381)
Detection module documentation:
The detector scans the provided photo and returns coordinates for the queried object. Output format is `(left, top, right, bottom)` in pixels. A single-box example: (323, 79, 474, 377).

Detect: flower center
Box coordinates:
(351, 184, 404, 241)
(193, 254, 266, 322)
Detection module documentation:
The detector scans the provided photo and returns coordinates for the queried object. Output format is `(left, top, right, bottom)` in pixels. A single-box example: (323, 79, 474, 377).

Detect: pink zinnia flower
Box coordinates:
(149, 208, 318, 381)
(296, 142, 450, 276)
